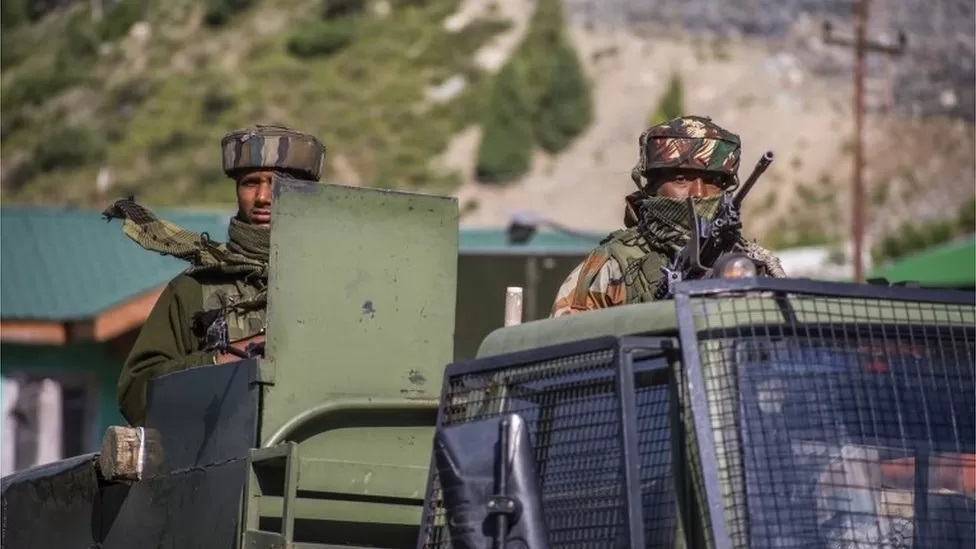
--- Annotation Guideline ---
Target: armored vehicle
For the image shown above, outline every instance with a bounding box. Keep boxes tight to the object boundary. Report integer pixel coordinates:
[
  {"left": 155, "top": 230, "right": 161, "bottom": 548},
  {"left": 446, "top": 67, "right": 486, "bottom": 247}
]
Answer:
[{"left": 2, "top": 180, "right": 974, "bottom": 549}]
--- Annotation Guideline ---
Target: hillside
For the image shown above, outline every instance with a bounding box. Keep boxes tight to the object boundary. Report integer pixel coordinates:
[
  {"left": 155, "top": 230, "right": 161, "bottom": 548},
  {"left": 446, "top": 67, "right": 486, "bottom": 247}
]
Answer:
[
  {"left": 0, "top": 0, "right": 528, "bottom": 204},
  {"left": 2, "top": 0, "right": 974, "bottom": 264},
  {"left": 454, "top": 23, "right": 976, "bottom": 254}
]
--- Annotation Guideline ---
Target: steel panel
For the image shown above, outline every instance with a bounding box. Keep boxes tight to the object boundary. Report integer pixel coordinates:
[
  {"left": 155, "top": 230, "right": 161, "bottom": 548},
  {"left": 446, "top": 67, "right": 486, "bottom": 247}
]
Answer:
[
  {"left": 0, "top": 454, "right": 101, "bottom": 549},
  {"left": 99, "top": 459, "right": 248, "bottom": 549},
  {"left": 144, "top": 358, "right": 260, "bottom": 474}
]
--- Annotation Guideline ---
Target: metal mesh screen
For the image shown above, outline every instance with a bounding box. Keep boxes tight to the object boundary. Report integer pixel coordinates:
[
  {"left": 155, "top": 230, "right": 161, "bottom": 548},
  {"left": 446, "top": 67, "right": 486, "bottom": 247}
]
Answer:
[
  {"left": 680, "top": 287, "right": 976, "bottom": 549},
  {"left": 418, "top": 339, "right": 676, "bottom": 549}
]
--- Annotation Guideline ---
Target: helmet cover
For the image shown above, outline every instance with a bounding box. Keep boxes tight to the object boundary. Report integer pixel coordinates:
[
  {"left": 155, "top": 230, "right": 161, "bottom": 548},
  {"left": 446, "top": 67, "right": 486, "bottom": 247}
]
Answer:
[
  {"left": 221, "top": 124, "right": 326, "bottom": 181},
  {"left": 630, "top": 115, "right": 741, "bottom": 187}
]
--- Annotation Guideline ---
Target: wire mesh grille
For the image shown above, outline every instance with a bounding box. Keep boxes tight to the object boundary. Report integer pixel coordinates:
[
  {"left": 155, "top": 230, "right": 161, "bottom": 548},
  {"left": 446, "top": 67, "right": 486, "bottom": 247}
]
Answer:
[
  {"left": 419, "top": 342, "right": 676, "bottom": 549},
  {"left": 685, "top": 291, "right": 976, "bottom": 549}
]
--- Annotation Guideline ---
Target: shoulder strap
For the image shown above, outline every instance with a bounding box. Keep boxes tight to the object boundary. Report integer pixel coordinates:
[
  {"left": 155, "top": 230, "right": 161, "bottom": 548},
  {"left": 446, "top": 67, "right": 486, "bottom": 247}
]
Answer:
[{"left": 569, "top": 247, "right": 613, "bottom": 308}]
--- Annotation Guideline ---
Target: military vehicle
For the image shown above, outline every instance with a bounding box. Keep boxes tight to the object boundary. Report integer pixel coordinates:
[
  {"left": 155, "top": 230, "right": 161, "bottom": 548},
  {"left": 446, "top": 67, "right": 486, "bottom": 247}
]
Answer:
[{"left": 2, "top": 180, "right": 973, "bottom": 549}]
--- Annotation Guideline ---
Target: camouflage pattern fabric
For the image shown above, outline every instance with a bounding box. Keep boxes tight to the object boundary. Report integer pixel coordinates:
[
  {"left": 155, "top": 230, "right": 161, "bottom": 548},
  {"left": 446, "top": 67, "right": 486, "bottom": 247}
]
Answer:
[
  {"left": 550, "top": 242, "right": 787, "bottom": 317},
  {"left": 221, "top": 124, "right": 326, "bottom": 181},
  {"left": 102, "top": 198, "right": 269, "bottom": 275},
  {"left": 550, "top": 196, "right": 786, "bottom": 317},
  {"left": 631, "top": 115, "right": 742, "bottom": 190},
  {"left": 550, "top": 251, "right": 627, "bottom": 316},
  {"left": 101, "top": 198, "right": 270, "bottom": 310},
  {"left": 550, "top": 196, "right": 721, "bottom": 316}
]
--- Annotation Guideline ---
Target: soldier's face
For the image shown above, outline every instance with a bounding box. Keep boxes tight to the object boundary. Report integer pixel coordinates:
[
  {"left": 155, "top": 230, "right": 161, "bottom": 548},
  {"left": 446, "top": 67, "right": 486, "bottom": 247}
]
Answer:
[
  {"left": 650, "top": 170, "right": 724, "bottom": 199},
  {"left": 236, "top": 170, "right": 275, "bottom": 227}
]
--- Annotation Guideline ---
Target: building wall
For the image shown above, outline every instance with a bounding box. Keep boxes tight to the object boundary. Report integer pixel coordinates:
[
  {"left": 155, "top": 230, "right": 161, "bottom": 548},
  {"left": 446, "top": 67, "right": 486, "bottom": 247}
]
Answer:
[
  {"left": 1, "top": 342, "right": 125, "bottom": 470},
  {"left": 454, "top": 253, "right": 585, "bottom": 361}
]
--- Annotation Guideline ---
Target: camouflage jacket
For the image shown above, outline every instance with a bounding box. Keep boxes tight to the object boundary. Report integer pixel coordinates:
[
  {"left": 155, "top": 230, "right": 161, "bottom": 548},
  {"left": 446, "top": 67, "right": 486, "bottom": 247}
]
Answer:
[
  {"left": 550, "top": 252, "right": 628, "bottom": 317},
  {"left": 550, "top": 236, "right": 786, "bottom": 318}
]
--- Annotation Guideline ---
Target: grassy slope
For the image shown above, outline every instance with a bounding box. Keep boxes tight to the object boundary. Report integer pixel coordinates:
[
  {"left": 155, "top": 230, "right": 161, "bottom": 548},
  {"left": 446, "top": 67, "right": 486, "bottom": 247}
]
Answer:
[{"left": 0, "top": 0, "right": 510, "bottom": 208}]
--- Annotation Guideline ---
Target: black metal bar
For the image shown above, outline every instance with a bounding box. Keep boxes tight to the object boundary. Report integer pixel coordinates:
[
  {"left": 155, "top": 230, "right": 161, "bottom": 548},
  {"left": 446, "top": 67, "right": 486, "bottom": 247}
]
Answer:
[
  {"left": 616, "top": 339, "right": 650, "bottom": 549},
  {"left": 731, "top": 151, "right": 775, "bottom": 209},
  {"left": 667, "top": 360, "right": 693, "bottom": 548},
  {"left": 694, "top": 321, "right": 975, "bottom": 348},
  {"left": 489, "top": 368, "right": 615, "bottom": 400},
  {"left": 533, "top": 399, "right": 556, "bottom": 482},
  {"left": 494, "top": 417, "right": 510, "bottom": 549},
  {"left": 674, "top": 291, "right": 734, "bottom": 549},
  {"left": 446, "top": 335, "right": 621, "bottom": 379},
  {"left": 673, "top": 277, "right": 974, "bottom": 305},
  {"left": 913, "top": 447, "right": 930, "bottom": 546}
]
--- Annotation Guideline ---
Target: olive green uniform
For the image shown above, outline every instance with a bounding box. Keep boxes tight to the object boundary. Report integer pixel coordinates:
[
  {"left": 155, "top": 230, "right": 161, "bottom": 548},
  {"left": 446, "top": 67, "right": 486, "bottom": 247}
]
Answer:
[
  {"left": 107, "top": 125, "right": 326, "bottom": 426},
  {"left": 119, "top": 274, "right": 216, "bottom": 425}
]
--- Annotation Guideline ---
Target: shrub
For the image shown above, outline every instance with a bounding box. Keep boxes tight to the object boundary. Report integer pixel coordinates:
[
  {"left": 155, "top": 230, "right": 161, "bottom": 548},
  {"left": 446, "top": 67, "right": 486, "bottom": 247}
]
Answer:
[
  {"left": 648, "top": 71, "right": 684, "bottom": 126},
  {"left": 873, "top": 219, "right": 958, "bottom": 264},
  {"left": 1, "top": 0, "right": 29, "bottom": 30},
  {"left": 474, "top": 0, "right": 592, "bottom": 169},
  {"left": 2, "top": 158, "right": 37, "bottom": 191},
  {"left": 1, "top": 68, "right": 81, "bottom": 113},
  {"left": 99, "top": 0, "right": 145, "bottom": 42},
  {"left": 0, "top": 32, "right": 30, "bottom": 70},
  {"left": 475, "top": 62, "right": 534, "bottom": 184},
  {"left": 286, "top": 19, "right": 356, "bottom": 58},
  {"left": 533, "top": 38, "right": 592, "bottom": 153},
  {"left": 62, "top": 12, "right": 101, "bottom": 65},
  {"left": 958, "top": 197, "right": 975, "bottom": 233},
  {"left": 204, "top": 0, "right": 256, "bottom": 28},
  {"left": 322, "top": 0, "right": 366, "bottom": 20},
  {"left": 0, "top": 110, "right": 28, "bottom": 142},
  {"left": 201, "top": 88, "right": 236, "bottom": 122},
  {"left": 32, "top": 124, "right": 107, "bottom": 173}
]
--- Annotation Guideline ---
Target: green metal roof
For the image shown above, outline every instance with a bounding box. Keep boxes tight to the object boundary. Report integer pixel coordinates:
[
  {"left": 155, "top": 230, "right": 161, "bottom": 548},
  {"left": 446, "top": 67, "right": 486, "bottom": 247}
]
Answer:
[
  {"left": 1, "top": 206, "right": 233, "bottom": 321},
  {"left": 457, "top": 227, "right": 603, "bottom": 255},
  {"left": 1, "top": 205, "right": 602, "bottom": 321},
  {"left": 867, "top": 235, "right": 976, "bottom": 288}
]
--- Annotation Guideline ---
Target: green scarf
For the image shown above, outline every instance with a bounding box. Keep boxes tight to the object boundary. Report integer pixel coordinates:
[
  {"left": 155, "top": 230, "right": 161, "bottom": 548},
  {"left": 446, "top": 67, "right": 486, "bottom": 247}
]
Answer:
[
  {"left": 101, "top": 197, "right": 271, "bottom": 308},
  {"left": 632, "top": 194, "right": 785, "bottom": 277},
  {"left": 635, "top": 195, "right": 724, "bottom": 253}
]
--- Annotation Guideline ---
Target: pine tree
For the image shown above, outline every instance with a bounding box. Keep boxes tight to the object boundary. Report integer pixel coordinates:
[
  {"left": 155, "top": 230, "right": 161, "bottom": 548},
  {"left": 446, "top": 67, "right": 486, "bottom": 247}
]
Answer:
[
  {"left": 534, "top": 37, "right": 593, "bottom": 153},
  {"left": 475, "top": 61, "right": 534, "bottom": 183},
  {"left": 648, "top": 71, "right": 685, "bottom": 126}
]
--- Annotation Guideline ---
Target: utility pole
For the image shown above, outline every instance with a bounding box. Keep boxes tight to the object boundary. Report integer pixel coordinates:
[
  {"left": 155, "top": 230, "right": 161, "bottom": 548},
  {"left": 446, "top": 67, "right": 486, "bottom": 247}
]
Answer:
[{"left": 822, "top": 0, "right": 906, "bottom": 282}]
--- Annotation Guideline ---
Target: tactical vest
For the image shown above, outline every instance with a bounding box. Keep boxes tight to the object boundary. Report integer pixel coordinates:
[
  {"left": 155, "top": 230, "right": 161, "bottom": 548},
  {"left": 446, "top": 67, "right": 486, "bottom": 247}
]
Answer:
[
  {"left": 200, "top": 280, "right": 268, "bottom": 344},
  {"left": 597, "top": 227, "right": 673, "bottom": 305},
  {"left": 596, "top": 228, "right": 786, "bottom": 306}
]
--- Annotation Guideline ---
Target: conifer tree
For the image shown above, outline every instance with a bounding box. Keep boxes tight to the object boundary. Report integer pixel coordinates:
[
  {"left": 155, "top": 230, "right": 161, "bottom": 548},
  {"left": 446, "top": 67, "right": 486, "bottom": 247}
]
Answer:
[{"left": 475, "top": 61, "right": 534, "bottom": 183}]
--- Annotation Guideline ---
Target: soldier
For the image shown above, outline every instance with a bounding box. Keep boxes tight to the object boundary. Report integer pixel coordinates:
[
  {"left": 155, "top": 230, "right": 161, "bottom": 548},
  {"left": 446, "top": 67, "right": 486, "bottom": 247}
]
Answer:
[
  {"left": 550, "top": 115, "right": 785, "bottom": 317},
  {"left": 103, "top": 125, "right": 326, "bottom": 426}
]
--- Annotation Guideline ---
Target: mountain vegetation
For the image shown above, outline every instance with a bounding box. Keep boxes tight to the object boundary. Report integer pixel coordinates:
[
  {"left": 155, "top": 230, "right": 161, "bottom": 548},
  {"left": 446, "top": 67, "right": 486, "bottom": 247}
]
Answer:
[{"left": 0, "top": 0, "right": 593, "bottom": 206}]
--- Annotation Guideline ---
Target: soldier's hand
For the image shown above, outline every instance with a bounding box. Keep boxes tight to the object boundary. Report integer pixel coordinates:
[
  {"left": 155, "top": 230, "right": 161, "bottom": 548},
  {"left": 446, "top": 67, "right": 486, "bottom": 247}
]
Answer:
[{"left": 215, "top": 333, "right": 267, "bottom": 365}]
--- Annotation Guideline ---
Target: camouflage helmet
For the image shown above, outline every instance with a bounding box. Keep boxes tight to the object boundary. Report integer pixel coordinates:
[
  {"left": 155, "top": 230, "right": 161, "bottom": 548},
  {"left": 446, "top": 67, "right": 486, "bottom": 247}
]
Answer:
[
  {"left": 630, "top": 115, "right": 741, "bottom": 189},
  {"left": 221, "top": 124, "right": 326, "bottom": 181}
]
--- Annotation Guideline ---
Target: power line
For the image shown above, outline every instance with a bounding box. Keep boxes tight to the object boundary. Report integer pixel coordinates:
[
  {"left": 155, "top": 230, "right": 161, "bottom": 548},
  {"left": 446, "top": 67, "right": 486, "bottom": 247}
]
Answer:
[{"left": 822, "top": 0, "right": 907, "bottom": 282}]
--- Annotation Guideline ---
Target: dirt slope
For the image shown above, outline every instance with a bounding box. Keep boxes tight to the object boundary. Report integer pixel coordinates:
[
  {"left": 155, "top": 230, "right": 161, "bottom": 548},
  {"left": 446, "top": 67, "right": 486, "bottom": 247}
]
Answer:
[{"left": 444, "top": 23, "right": 975, "bottom": 251}]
